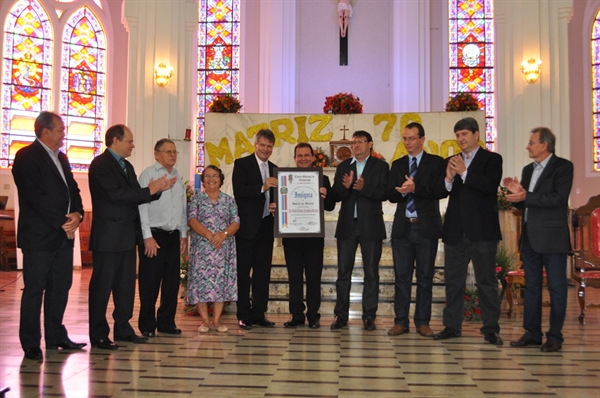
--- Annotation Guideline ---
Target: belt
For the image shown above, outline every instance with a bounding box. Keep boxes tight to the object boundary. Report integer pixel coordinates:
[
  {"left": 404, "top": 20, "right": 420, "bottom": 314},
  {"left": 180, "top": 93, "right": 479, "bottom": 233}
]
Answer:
[
  {"left": 405, "top": 217, "right": 419, "bottom": 223},
  {"left": 150, "top": 227, "right": 178, "bottom": 235}
]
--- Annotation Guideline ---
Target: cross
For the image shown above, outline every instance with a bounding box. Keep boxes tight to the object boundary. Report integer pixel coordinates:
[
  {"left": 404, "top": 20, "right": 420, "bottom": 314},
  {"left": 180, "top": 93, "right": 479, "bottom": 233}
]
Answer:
[{"left": 340, "top": 125, "right": 349, "bottom": 140}]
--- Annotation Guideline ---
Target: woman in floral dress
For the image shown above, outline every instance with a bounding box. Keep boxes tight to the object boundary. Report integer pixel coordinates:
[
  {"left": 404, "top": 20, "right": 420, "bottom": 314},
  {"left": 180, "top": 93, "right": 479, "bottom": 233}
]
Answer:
[{"left": 187, "top": 165, "right": 240, "bottom": 333}]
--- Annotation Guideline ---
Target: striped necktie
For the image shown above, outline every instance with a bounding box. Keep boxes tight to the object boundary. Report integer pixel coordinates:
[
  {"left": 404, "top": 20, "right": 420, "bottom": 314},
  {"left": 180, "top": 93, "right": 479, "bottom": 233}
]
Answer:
[{"left": 406, "top": 157, "right": 417, "bottom": 213}]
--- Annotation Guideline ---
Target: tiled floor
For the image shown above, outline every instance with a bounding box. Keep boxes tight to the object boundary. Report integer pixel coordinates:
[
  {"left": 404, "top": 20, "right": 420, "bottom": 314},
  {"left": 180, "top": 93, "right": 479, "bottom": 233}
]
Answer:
[{"left": 0, "top": 268, "right": 599, "bottom": 397}]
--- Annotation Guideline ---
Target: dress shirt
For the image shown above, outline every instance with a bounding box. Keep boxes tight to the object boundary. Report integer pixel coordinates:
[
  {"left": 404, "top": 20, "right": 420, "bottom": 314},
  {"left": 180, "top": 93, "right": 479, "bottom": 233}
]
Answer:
[
  {"left": 404, "top": 151, "right": 424, "bottom": 218},
  {"left": 445, "top": 146, "right": 480, "bottom": 191},
  {"left": 255, "top": 153, "right": 270, "bottom": 193},
  {"left": 138, "top": 162, "right": 188, "bottom": 239},
  {"left": 524, "top": 153, "right": 553, "bottom": 222},
  {"left": 350, "top": 155, "right": 370, "bottom": 218},
  {"left": 37, "top": 139, "right": 70, "bottom": 212}
]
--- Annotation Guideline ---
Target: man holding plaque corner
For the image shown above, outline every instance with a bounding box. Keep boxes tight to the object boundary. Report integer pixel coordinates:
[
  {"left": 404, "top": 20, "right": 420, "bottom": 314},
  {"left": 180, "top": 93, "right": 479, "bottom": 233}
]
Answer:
[
  {"left": 331, "top": 131, "right": 389, "bottom": 330},
  {"left": 282, "top": 143, "right": 336, "bottom": 329}
]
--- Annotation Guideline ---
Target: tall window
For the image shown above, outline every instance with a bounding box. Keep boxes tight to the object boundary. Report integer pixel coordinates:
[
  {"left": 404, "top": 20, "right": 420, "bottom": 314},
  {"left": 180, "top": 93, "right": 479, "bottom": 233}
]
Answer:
[
  {"left": 1, "top": 0, "right": 52, "bottom": 167},
  {"left": 592, "top": 9, "right": 600, "bottom": 171},
  {"left": 1, "top": 0, "right": 106, "bottom": 170},
  {"left": 197, "top": 0, "right": 240, "bottom": 173},
  {"left": 61, "top": 6, "right": 106, "bottom": 171},
  {"left": 449, "top": 0, "right": 496, "bottom": 151}
]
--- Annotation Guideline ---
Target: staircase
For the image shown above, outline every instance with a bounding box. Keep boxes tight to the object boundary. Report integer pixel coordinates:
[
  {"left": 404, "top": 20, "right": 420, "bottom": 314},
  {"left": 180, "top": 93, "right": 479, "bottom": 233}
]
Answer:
[{"left": 265, "top": 244, "right": 447, "bottom": 318}]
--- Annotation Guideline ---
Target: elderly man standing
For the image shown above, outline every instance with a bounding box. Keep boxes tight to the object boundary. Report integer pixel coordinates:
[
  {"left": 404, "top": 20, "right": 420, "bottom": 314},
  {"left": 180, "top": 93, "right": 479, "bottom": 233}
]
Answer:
[
  {"left": 330, "top": 130, "right": 389, "bottom": 331},
  {"left": 13, "top": 111, "right": 86, "bottom": 361},
  {"left": 504, "top": 127, "right": 573, "bottom": 352},
  {"left": 137, "top": 139, "right": 188, "bottom": 337},
  {"left": 88, "top": 125, "right": 176, "bottom": 350}
]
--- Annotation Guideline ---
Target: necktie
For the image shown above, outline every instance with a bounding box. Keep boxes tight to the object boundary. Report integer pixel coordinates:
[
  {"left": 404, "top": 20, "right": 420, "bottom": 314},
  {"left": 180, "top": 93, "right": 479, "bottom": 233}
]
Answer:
[
  {"left": 406, "top": 157, "right": 417, "bottom": 213},
  {"left": 119, "top": 158, "right": 128, "bottom": 175},
  {"left": 261, "top": 162, "right": 270, "bottom": 218}
]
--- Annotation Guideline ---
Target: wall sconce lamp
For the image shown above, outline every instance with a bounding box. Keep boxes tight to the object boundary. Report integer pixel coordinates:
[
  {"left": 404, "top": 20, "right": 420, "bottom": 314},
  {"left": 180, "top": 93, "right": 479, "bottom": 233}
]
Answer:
[
  {"left": 521, "top": 58, "right": 542, "bottom": 83},
  {"left": 154, "top": 63, "right": 173, "bottom": 87}
]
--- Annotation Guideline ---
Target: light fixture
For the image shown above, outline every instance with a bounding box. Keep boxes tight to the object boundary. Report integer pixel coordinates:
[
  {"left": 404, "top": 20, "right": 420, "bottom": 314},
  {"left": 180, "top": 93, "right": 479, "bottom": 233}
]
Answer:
[
  {"left": 154, "top": 63, "right": 173, "bottom": 87},
  {"left": 521, "top": 58, "right": 542, "bottom": 83}
]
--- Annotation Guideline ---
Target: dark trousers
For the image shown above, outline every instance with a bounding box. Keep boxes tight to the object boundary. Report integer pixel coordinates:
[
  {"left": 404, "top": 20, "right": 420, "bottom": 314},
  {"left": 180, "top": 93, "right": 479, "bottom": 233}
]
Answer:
[
  {"left": 235, "top": 216, "right": 274, "bottom": 321},
  {"left": 521, "top": 226, "right": 568, "bottom": 343},
  {"left": 283, "top": 237, "right": 324, "bottom": 322},
  {"left": 335, "top": 220, "right": 382, "bottom": 322},
  {"left": 20, "top": 245, "right": 73, "bottom": 349},
  {"left": 138, "top": 230, "right": 181, "bottom": 333},
  {"left": 443, "top": 236, "right": 500, "bottom": 335},
  {"left": 392, "top": 223, "right": 438, "bottom": 328},
  {"left": 88, "top": 249, "right": 137, "bottom": 342}
]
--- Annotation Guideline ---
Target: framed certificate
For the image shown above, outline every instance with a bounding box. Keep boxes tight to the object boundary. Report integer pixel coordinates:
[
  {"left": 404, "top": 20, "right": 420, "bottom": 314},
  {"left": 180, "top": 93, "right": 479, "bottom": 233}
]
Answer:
[{"left": 274, "top": 167, "right": 325, "bottom": 238}]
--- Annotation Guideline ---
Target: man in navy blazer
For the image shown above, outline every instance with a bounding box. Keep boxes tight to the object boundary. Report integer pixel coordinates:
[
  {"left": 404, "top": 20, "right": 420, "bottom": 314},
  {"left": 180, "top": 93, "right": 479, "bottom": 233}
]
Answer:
[
  {"left": 13, "top": 111, "right": 86, "bottom": 361},
  {"left": 387, "top": 122, "right": 447, "bottom": 337},
  {"left": 434, "top": 117, "right": 504, "bottom": 345},
  {"left": 232, "top": 129, "right": 278, "bottom": 330},
  {"left": 88, "top": 124, "right": 176, "bottom": 349},
  {"left": 504, "top": 127, "right": 573, "bottom": 352},
  {"left": 330, "top": 130, "right": 389, "bottom": 331}
]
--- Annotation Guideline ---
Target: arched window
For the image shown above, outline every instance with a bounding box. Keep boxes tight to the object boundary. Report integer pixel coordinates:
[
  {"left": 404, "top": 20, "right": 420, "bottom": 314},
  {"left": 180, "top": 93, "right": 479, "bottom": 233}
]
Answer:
[
  {"left": 1, "top": 0, "right": 52, "bottom": 167},
  {"left": 448, "top": 0, "right": 496, "bottom": 151},
  {"left": 197, "top": 0, "right": 240, "bottom": 173},
  {"left": 592, "top": 9, "right": 600, "bottom": 171},
  {"left": 60, "top": 6, "right": 106, "bottom": 171}
]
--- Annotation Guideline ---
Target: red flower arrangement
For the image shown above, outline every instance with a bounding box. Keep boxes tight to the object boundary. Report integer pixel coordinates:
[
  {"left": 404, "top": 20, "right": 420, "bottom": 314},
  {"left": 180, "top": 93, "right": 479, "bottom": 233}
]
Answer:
[
  {"left": 323, "top": 92, "right": 363, "bottom": 114},
  {"left": 312, "top": 147, "right": 330, "bottom": 168},
  {"left": 209, "top": 94, "right": 242, "bottom": 113},
  {"left": 463, "top": 289, "right": 482, "bottom": 322},
  {"left": 445, "top": 92, "right": 480, "bottom": 112}
]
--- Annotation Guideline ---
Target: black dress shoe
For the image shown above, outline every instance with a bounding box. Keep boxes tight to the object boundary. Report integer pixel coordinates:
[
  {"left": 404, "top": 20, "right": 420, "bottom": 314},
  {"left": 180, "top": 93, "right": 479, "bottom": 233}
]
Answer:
[
  {"left": 330, "top": 316, "right": 347, "bottom": 330},
  {"left": 24, "top": 347, "right": 43, "bottom": 360},
  {"left": 47, "top": 339, "right": 87, "bottom": 350},
  {"left": 308, "top": 319, "right": 320, "bottom": 329},
  {"left": 541, "top": 339, "right": 562, "bottom": 352},
  {"left": 92, "top": 339, "right": 119, "bottom": 350},
  {"left": 114, "top": 334, "right": 148, "bottom": 343},
  {"left": 253, "top": 317, "right": 275, "bottom": 327},
  {"left": 158, "top": 328, "right": 182, "bottom": 335},
  {"left": 433, "top": 327, "right": 461, "bottom": 340},
  {"left": 142, "top": 331, "right": 155, "bottom": 338},
  {"left": 484, "top": 332, "right": 504, "bottom": 345},
  {"left": 238, "top": 320, "right": 252, "bottom": 330},
  {"left": 363, "top": 319, "right": 376, "bottom": 331},
  {"left": 510, "top": 333, "right": 542, "bottom": 347},
  {"left": 283, "top": 318, "right": 305, "bottom": 328}
]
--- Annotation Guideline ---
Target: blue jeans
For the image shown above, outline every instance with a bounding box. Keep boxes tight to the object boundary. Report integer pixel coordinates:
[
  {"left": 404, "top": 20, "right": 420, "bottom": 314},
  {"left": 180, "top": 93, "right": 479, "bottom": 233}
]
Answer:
[{"left": 520, "top": 226, "right": 568, "bottom": 343}]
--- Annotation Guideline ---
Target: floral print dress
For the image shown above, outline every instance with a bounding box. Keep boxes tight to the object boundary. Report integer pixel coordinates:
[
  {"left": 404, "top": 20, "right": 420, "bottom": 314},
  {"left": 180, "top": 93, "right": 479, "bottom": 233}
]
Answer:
[{"left": 187, "top": 191, "right": 239, "bottom": 304}]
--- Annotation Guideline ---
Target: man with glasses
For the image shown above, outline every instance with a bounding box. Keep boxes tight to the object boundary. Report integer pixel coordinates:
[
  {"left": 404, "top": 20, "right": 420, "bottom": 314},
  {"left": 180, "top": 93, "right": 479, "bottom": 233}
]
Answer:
[
  {"left": 331, "top": 131, "right": 389, "bottom": 330},
  {"left": 137, "top": 138, "right": 188, "bottom": 337},
  {"left": 387, "top": 122, "right": 447, "bottom": 337}
]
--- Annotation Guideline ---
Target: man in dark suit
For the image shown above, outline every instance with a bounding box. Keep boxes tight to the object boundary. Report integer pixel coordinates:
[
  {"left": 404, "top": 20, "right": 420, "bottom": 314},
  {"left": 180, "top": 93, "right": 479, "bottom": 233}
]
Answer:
[
  {"left": 13, "top": 111, "right": 86, "bottom": 361},
  {"left": 504, "top": 127, "right": 573, "bottom": 353},
  {"left": 387, "top": 122, "right": 447, "bottom": 337},
  {"left": 433, "top": 117, "right": 504, "bottom": 345},
  {"left": 88, "top": 124, "right": 176, "bottom": 349},
  {"left": 232, "top": 129, "right": 278, "bottom": 330},
  {"left": 331, "top": 130, "right": 389, "bottom": 331},
  {"left": 282, "top": 143, "right": 335, "bottom": 329}
]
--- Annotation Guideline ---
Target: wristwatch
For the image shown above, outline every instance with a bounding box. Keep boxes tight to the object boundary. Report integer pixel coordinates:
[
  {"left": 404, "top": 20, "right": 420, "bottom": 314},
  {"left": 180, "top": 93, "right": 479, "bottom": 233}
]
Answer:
[{"left": 223, "top": 231, "right": 228, "bottom": 237}]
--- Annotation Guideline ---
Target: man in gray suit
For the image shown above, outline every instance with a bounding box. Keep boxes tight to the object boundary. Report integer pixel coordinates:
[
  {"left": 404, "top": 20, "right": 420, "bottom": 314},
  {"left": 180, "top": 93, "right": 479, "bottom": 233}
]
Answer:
[
  {"left": 504, "top": 127, "right": 573, "bottom": 353},
  {"left": 330, "top": 130, "right": 389, "bottom": 331}
]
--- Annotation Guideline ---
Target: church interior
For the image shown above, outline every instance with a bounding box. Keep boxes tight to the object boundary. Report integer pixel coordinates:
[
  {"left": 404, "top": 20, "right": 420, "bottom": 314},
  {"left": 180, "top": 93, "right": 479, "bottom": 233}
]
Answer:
[{"left": 0, "top": 0, "right": 599, "bottom": 397}]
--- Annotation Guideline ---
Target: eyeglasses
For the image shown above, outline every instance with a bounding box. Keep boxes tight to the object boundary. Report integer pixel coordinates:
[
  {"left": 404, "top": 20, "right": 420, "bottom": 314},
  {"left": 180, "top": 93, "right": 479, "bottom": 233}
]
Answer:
[
  {"left": 402, "top": 136, "right": 419, "bottom": 142},
  {"left": 352, "top": 140, "right": 368, "bottom": 145},
  {"left": 527, "top": 141, "right": 540, "bottom": 146},
  {"left": 204, "top": 174, "right": 220, "bottom": 179},
  {"left": 159, "top": 150, "right": 179, "bottom": 155}
]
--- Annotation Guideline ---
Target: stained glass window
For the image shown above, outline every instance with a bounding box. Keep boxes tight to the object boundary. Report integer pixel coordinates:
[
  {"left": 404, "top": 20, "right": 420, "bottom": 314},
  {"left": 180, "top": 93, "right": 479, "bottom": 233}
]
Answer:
[
  {"left": 449, "top": 0, "right": 496, "bottom": 151},
  {"left": 1, "top": 0, "right": 52, "bottom": 167},
  {"left": 592, "top": 10, "right": 600, "bottom": 171},
  {"left": 197, "top": 0, "right": 240, "bottom": 173},
  {"left": 60, "top": 6, "right": 106, "bottom": 171}
]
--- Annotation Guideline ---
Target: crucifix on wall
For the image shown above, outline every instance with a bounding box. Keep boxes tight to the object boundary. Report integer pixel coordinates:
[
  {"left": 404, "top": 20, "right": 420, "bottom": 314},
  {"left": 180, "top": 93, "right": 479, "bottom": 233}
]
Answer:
[{"left": 338, "top": 0, "right": 353, "bottom": 65}]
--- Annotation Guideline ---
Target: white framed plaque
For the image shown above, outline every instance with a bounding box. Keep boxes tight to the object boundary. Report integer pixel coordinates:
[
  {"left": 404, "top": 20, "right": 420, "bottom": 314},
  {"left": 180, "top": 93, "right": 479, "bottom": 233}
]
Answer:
[{"left": 274, "top": 167, "right": 325, "bottom": 238}]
